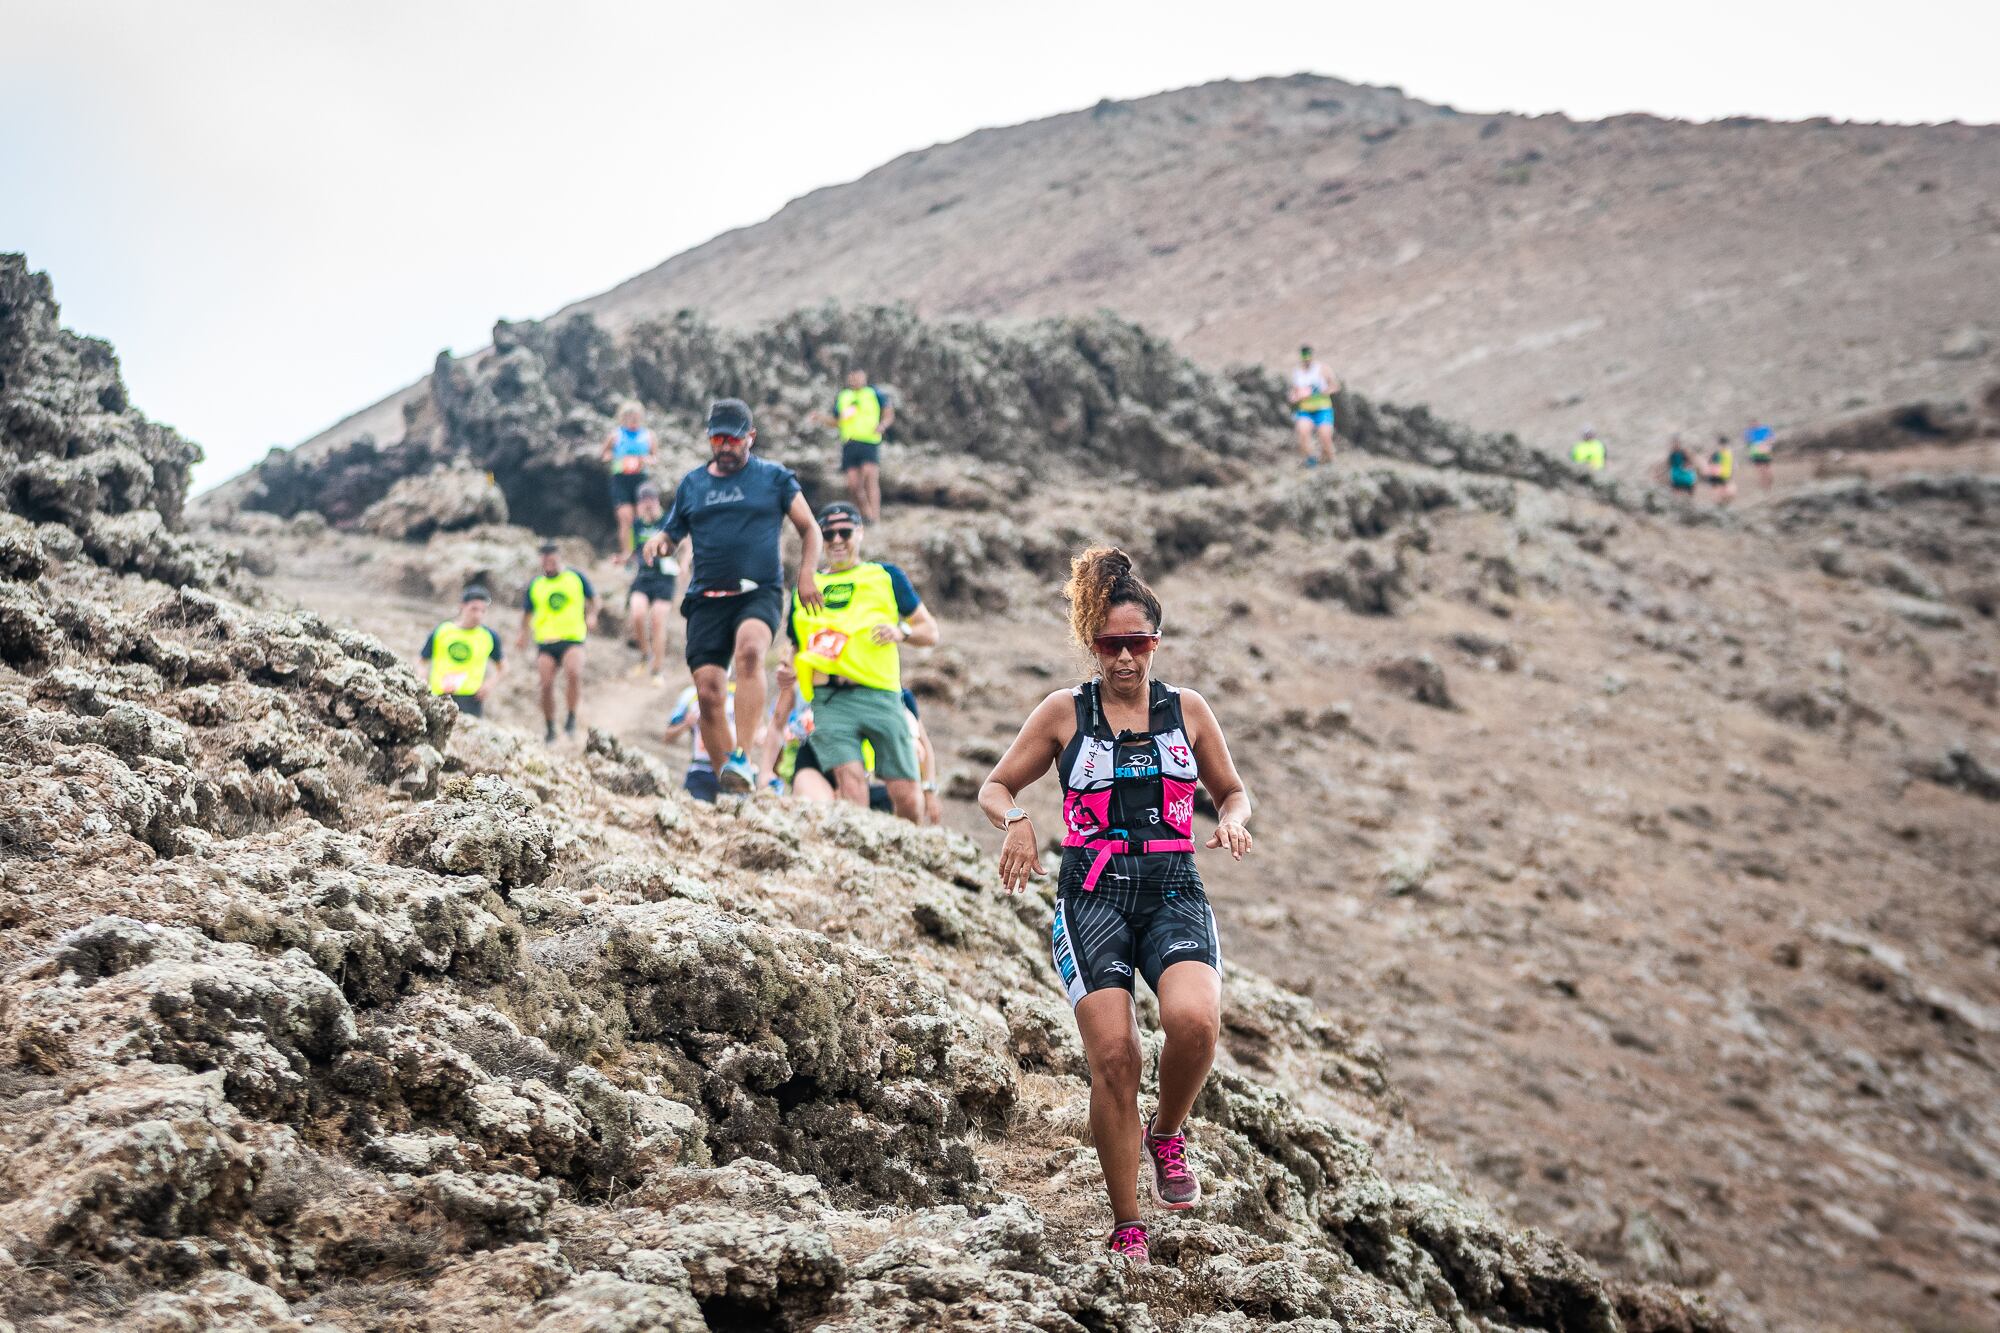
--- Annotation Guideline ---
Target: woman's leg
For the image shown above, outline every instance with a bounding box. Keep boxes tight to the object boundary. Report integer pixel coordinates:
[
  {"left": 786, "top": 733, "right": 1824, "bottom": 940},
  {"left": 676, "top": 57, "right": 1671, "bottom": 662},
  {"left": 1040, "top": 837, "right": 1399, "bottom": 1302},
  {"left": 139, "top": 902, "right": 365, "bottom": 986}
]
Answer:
[
  {"left": 614, "top": 502, "right": 635, "bottom": 552},
  {"left": 1152, "top": 961, "right": 1221, "bottom": 1134},
  {"left": 1293, "top": 415, "right": 1313, "bottom": 459},
  {"left": 1074, "top": 988, "right": 1146, "bottom": 1224}
]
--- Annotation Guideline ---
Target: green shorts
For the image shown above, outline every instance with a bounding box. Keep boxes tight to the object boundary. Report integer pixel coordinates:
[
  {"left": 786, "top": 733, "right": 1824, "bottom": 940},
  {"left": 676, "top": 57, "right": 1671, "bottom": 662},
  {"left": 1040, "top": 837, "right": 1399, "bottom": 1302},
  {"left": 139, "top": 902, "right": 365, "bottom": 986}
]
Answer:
[{"left": 811, "top": 684, "right": 919, "bottom": 782}]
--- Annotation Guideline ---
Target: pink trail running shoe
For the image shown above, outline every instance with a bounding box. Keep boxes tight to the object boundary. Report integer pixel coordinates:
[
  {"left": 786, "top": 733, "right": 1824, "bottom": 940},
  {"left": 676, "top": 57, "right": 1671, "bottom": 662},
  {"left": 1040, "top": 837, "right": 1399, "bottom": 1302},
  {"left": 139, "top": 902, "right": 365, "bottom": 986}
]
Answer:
[
  {"left": 1145, "top": 1116, "right": 1201, "bottom": 1209},
  {"left": 1107, "top": 1221, "right": 1150, "bottom": 1264}
]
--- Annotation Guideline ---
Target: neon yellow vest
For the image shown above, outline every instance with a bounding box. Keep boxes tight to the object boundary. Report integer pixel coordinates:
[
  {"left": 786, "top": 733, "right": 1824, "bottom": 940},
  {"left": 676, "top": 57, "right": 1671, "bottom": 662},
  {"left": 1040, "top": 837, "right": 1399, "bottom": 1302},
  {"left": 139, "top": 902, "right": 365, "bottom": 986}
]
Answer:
[
  {"left": 1571, "top": 438, "right": 1605, "bottom": 469},
  {"left": 528, "top": 570, "right": 589, "bottom": 643},
  {"left": 791, "top": 561, "right": 902, "bottom": 696},
  {"left": 835, "top": 387, "right": 883, "bottom": 444},
  {"left": 1711, "top": 447, "right": 1734, "bottom": 481},
  {"left": 427, "top": 622, "right": 495, "bottom": 696}
]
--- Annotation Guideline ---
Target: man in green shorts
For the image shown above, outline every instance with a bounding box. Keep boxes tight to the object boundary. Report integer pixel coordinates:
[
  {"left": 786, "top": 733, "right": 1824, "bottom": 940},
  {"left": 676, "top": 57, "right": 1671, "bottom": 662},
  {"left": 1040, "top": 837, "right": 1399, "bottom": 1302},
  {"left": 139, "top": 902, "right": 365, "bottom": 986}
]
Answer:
[{"left": 786, "top": 502, "right": 939, "bottom": 821}]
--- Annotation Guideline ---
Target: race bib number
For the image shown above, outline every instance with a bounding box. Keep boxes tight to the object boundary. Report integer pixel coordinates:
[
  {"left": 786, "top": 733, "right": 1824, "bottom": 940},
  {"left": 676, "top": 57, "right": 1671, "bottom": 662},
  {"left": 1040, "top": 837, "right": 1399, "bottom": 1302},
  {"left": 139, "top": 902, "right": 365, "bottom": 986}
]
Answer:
[
  {"left": 807, "top": 628, "right": 850, "bottom": 660},
  {"left": 620, "top": 456, "right": 642, "bottom": 474},
  {"left": 438, "top": 672, "right": 468, "bottom": 694}
]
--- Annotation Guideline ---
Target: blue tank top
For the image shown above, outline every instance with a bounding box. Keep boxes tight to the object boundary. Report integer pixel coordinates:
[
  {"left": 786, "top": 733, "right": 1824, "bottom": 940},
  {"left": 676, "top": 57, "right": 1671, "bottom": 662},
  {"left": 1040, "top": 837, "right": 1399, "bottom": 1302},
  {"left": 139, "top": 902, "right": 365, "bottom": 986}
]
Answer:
[{"left": 613, "top": 427, "right": 653, "bottom": 460}]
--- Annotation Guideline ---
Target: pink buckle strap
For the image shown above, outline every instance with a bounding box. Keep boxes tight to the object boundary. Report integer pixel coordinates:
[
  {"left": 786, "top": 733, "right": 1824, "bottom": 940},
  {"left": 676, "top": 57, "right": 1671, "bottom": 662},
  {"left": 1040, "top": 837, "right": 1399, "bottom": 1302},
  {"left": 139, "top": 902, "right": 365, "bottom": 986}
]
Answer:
[{"left": 1065, "top": 836, "right": 1197, "bottom": 891}]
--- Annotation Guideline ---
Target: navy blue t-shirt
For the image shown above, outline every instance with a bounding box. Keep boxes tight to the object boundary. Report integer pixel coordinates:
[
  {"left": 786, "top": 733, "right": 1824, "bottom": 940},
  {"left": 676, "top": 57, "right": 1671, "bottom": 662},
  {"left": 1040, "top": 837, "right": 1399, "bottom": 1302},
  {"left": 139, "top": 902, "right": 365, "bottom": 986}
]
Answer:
[{"left": 664, "top": 457, "right": 802, "bottom": 595}]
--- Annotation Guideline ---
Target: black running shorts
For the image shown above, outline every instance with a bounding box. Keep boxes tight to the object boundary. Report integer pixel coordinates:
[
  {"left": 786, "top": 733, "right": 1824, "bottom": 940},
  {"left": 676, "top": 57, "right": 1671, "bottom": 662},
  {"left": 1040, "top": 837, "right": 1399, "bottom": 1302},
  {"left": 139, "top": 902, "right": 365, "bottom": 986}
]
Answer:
[
  {"left": 629, "top": 572, "right": 678, "bottom": 604},
  {"left": 840, "top": 439, "right": 882, "bottom": 471},
  {"left": 681, "top": 585, "right": 785, "bottom": 672},
  {"left": 1049, "top": 850, "right": 1220, "bottom": 1007}
]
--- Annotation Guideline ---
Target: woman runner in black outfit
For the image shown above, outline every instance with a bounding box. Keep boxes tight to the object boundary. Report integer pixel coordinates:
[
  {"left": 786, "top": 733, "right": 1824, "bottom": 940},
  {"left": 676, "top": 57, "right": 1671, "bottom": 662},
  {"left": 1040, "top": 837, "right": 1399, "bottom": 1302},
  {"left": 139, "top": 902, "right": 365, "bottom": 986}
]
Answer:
[{"left": 978, "top": 547, "right": 1252, "bottom": 1265}]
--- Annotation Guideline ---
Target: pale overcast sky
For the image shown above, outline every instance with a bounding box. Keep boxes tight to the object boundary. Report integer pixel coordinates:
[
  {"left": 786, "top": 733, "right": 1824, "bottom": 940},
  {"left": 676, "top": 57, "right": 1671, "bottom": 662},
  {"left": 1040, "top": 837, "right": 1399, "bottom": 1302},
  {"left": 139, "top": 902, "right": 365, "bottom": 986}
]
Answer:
[{"left": 4, "top": 0, "right": 1994, "bottom": 491}]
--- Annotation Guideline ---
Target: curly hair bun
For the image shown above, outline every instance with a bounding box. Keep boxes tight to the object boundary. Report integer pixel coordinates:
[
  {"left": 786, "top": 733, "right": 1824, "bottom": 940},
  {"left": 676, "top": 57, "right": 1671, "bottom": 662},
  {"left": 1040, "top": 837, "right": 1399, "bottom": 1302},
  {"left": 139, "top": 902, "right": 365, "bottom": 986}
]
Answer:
[{"left": 1064, "top": 546, "right": 1162, "bottom": 652}]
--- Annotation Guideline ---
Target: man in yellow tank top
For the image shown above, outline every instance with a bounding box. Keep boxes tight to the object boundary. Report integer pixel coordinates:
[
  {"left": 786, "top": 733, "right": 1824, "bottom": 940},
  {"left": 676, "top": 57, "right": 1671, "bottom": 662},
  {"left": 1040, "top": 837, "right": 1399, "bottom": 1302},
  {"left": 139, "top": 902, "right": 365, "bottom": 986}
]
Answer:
[
  {"left": 420, "top": 585, "right": 504, "bottom": 717},
  {"left": 810, "top": 367, "right": 894, "bottom": 523},
  {"left": 786, "top": 502, "right": 939, "bottom": 821},
  {"left": 517, "top": 540, "right": 599, "bottom": 744}
]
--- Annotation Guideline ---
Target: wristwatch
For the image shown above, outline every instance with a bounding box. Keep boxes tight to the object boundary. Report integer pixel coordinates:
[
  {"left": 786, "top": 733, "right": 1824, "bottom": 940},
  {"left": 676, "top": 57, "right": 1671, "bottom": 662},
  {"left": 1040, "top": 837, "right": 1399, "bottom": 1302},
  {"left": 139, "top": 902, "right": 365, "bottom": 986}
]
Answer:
[
  {"left": 1003, "top": 807, "right": 1029, "bottom": 826},
  {"left": 897, "top": 620, "right": 911, "bottom": 641},
  {"left": 921, "top": 781, "right": 937, "bottom": 793}
]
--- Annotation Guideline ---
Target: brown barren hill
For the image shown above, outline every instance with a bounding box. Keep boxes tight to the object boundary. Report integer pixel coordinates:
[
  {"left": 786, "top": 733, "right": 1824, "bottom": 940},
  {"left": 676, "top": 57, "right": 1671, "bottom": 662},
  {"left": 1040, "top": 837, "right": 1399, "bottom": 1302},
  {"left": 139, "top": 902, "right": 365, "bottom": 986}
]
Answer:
[{"left": 305, "top": 73, "right": 2000, "bottom": 475}]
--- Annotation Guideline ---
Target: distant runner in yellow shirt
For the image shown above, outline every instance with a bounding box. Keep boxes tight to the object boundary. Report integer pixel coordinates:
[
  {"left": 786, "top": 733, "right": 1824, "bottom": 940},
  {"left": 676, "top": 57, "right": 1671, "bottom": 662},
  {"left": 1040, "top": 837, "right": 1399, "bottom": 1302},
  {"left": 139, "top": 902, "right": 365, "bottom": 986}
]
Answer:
[
  {"left": 518, "top": 540, "right": 599, "bottom": 744},
  {"left": 1570, "top": 428, "right": 1606, "bottom": 471},
  {"left": 420, "top": 586, "right": 504, "bottom": 717},
  {"left": 811, "top": 368, "right": 894, "bottom": 523}
]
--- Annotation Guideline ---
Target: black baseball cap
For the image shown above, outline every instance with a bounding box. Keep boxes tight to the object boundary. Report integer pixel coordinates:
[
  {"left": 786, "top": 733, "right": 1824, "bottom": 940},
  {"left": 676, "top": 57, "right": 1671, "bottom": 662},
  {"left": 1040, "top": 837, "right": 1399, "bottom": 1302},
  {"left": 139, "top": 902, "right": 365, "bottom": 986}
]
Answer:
[
  {"left": 1299, "top": 344, "right": 1313, "bottom": 357},
  {"left": 537, "top": 539, "right": 560, "bottom": 554},
  {"left": 817, "top": 501, "right": 865, "bottom": 529},
  {"left": 461, "top": 585, "right": 491, "bottom": 603},
  {"left": 705, "top": 398, "right": 753, "bottom": 438}
]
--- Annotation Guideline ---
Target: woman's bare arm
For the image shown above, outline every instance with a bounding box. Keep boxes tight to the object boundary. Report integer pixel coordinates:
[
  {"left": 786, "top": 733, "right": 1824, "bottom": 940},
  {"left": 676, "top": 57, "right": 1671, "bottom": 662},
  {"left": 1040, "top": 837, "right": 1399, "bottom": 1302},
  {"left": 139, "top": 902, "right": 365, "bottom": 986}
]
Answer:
[
  {"left": 979, "top": 690, "right": 1072, "bottom": 892},
  {"left": 978, "top": 690, "right": 1070, "bottom": 825},
  {"left": 1181, "top": 688, "right": 1253, "bottom": 859}
]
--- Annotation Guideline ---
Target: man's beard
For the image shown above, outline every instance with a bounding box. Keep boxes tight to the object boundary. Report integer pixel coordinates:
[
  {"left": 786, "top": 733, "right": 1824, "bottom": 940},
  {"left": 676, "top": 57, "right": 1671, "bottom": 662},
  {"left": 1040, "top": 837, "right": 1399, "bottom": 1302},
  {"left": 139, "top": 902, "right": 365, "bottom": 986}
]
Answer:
[{"left": 711, "top": 450, "right": 748, "bottom": 475}]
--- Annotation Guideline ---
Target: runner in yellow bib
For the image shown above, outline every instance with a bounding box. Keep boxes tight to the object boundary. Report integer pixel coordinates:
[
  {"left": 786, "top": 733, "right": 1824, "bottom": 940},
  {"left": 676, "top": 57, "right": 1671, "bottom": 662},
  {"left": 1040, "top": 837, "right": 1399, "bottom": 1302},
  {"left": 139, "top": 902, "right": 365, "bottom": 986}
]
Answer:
[
  {"left": 810, "top": 368, "right": 894, "bottom": 524},
  {"left": 1570, "top": 429, "right": 1606, "bottom": 471},
  {"left": 420, "top": 585, "right": 504, "bottom": 717},
  {"left": 517, "top": 540, "right": 599, "bottom": 744},
  {"left": 786, "top": 502, "right": 939, "bottom": 821}
]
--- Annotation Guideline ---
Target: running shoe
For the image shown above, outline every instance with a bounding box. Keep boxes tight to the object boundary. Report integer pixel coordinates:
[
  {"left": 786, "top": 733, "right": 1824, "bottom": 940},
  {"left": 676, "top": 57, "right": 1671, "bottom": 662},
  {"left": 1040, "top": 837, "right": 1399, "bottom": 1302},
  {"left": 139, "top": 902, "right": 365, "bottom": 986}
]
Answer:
[
  {"left": 718, "top": 750, "right": 756, "bottom": 793},
  {"left": 564, "top": 711, "right": 578, "bottom": 738},
  {"left": 1145, "top": 1116, "right": 1200, "bottom": 1209},
  {"left": 1303, "top": 456, "right": 1320, "bottom": 469},
  {"left": 1107, "top": 1221, "right": 1150, "bottom": 1264},
  {"left": 543, "top": 721, "right": 557, "bottom": 745}
]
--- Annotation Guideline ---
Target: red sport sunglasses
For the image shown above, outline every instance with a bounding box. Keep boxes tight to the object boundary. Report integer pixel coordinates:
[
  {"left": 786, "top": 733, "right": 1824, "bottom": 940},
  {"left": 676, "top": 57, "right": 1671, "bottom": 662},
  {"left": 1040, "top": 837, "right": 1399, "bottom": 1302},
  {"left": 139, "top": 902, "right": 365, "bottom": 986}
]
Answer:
[{"left": 1093, "top": 632, "right": 1160, "bottom": 656}]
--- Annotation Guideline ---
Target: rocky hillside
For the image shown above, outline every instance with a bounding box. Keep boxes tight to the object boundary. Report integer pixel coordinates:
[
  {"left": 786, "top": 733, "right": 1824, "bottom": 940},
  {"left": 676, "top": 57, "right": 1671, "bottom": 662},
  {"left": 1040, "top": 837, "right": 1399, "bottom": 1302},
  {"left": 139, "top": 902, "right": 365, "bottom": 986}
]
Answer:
[
  {"left": 6, "top": 258, "right": 1765, "bottom": 1328},
  {"left": 205, "top": 302, "right": 1604, "bottom": 550},
  {"left": 205, "top": 281, "right": 2000, "bottom": 1332},
  {"left": 302, "top": 74, "right": 2000, "bottom": 479}
]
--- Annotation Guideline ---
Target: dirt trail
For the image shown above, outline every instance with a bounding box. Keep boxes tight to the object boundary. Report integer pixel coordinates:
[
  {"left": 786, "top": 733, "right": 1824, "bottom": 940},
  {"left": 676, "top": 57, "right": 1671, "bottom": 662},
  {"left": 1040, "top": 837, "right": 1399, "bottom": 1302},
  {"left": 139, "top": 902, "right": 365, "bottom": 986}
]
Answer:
[{"left": 235, "top": 434, "right": 2000, "bottom": 1332}]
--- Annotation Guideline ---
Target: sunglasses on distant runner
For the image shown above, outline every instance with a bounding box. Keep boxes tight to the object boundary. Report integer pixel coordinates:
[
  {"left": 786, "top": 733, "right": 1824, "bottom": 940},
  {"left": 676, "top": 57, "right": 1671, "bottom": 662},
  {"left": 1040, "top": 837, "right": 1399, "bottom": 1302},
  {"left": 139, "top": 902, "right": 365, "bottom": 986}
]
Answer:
[
  {"left": 1093, "top": 632, "right": 1161, "bottom": 655},
  {"left": 820, "top": 526, "right": 857, "bottom": 541}
]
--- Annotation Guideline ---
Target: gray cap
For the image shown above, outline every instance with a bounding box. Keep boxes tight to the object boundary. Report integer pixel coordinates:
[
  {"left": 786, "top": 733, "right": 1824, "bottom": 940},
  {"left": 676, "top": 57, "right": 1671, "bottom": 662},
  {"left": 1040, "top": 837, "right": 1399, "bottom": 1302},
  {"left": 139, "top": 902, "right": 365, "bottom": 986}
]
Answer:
[{"left": 461, "top": 585, "right": 491, "bottom": 603}]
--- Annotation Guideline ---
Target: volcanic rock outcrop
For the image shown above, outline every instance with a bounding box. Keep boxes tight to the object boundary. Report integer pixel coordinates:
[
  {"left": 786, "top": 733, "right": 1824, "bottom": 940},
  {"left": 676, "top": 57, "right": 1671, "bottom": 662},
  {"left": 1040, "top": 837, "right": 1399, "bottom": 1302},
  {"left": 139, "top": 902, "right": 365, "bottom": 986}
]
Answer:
[
  {"left": 207, "top": 303, "right": 1601, "bottom": 550},
  {"left": 7, "top": 256, "right": 1737, "bottom": 1328}
]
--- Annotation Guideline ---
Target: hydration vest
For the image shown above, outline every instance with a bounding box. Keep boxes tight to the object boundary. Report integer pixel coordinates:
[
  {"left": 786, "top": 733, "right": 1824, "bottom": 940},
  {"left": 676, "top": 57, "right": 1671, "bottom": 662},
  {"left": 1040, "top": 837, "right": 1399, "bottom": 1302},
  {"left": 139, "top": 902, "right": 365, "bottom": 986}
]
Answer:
[
  {"left": 427, "top": 622, "right": 495, "bottom": 697},
  {"left": 528, "top": 570, "right": 589, "bottom": 643},
  {"left": 1058, "top": 679, "right": 1200, "bottom": 891},
  {"left": 835, "top": 386, "right": 884, "bottom": 444},
  {"left": 789, "top": 561, "right": 904, "bottom": 696}
]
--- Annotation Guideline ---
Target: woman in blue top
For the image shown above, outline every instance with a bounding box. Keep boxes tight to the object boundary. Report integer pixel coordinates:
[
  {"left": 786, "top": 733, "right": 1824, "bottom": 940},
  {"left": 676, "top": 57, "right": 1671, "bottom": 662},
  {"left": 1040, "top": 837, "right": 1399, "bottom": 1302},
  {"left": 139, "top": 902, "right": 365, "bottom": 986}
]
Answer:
[{"left": 600, "top": 400, "right": 658, "bottom": 554}]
